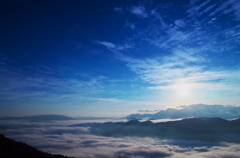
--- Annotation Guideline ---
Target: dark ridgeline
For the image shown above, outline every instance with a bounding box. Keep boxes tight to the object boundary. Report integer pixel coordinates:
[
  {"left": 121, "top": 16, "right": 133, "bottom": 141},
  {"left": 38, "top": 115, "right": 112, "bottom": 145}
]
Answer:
[
  {"left": 0, "top": 114, "right": 75, "bottom": 121},
  {"left": 91, "top": 117, "right": 240, "bottom": 143},
  {"left": 0, "top": 134, "right": 74, "bottom": 158}
]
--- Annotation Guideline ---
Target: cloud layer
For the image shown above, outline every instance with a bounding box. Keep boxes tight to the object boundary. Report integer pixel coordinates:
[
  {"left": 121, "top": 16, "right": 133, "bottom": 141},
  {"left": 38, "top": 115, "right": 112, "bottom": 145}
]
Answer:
[{"left": 1, "top": 119, "right": 240, "bottom": 158}]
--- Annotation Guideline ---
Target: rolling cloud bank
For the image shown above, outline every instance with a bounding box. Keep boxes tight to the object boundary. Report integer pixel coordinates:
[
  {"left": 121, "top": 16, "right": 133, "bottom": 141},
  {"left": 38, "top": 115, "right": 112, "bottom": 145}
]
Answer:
[{"left": 1, "top": 104, "right": 240, "bottom": 158}]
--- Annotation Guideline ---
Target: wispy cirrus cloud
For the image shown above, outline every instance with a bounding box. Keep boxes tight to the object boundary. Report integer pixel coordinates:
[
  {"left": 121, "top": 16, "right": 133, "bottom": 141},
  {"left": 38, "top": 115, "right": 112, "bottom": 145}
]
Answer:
[
  {"left": 125, "top": 20, "right": 136, "bottom": 30},
  {"left": 0, "top": 68, "right": 107, "bottom": 98},
  {"left": 187, "top": 0, "right": 240, "bottom": 22},
  {"left": 0, "top": 63, "right": 127, "bottom": 116},
  {"left": 113, "top": 7, "right": 123, "bottom": 13},
  {"left": 100, "top": 0, "right": 240, "bottom": 95},
  {"left": 94, "top": 40, "right": 133, "bottom": 51},
  {"left": 130, "top": 6, "right": 148, "bottom": 17},
  {"left": 0, "top": 54, "right": 13, "bottom": 65},
  {"left": 120, "top": 53, "right": 240, "bottom": 92}
]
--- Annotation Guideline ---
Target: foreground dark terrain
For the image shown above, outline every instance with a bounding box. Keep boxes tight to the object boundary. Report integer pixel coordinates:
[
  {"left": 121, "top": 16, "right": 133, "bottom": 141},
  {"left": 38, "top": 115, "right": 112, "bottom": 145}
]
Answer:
[{"left": 0, "top": 134, "right": 72, "bottom": 158}]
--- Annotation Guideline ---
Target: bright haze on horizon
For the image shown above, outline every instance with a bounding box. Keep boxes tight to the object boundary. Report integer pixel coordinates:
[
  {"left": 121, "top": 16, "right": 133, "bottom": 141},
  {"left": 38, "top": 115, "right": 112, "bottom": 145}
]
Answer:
[{"left": 0, "top": 0, "right": 240, "bottom": 117}]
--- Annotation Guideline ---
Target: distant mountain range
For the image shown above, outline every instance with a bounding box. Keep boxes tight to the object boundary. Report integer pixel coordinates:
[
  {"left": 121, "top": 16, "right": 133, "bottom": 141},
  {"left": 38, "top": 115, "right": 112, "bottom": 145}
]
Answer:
[
  {"left": 0, "top": 114, "right": 115, "bottom": 121},
  {"left": 0, "top": 114, "right": 75, "bottom": 121},
  {"left": 126, "top": 104, "right": 240, "bottom": 120},
  {"left": 87, "top": 117, "right": 240, "bottom": 143},
  {"left": 75, "top": 116, "right": 115, "bottom": 120},
  {"left": 0, "top": 134, "right": 73, "bottom": 158}
]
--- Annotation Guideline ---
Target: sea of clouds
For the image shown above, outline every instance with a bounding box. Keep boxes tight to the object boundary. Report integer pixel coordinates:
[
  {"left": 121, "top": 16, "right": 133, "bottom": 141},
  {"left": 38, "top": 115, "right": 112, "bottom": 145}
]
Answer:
[{"left": 1, "top": 119, "right": 240, "bottom": 158}]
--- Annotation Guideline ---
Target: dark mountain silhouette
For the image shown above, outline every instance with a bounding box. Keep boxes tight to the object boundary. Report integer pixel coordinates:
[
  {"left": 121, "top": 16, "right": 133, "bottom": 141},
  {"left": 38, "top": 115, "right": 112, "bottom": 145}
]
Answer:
[
  {"left": 0, "top": 134, "right": 73, "bottom": 158},
  {"left": 90, "top": 117, "right": 240, "bottom": 142},
  {"left": 0, "top": 114, "right": 75, "bottom": 121},
  {"left": 126, "top": 104, "right": 240, "bottom": 120},
  {"left": 75, "top": 117, "right": 115, "bottom": 120},
  {"left": 0, "top": 115, "right": 116, "bottom": 121}
]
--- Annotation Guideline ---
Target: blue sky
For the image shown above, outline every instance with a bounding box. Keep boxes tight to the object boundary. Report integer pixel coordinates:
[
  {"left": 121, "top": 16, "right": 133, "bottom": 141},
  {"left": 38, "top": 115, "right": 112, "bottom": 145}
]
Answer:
[{"left": 0, "top": 0, "right": 240, "bottom": 117}]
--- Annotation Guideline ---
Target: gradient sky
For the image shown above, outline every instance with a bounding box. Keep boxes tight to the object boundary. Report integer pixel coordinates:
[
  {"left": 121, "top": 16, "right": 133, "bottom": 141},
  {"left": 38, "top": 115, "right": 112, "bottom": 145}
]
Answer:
[{"left": 0, "top": 0, "right": 240, "bottom": 117}]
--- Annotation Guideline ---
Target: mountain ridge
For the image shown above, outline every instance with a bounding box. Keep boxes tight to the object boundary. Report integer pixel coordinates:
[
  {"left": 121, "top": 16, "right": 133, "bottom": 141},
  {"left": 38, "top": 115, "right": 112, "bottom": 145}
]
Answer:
[
  {"left": 0, "top": 114, "right": 116, "bottom": 121},
  {"left": 0, "top": 114, "right": 75, "bottom": 121},
  {"left": 126, "top": 104, "right": 240, "bottom": 120},
  {"left": 89, "top": 117, "right": 240, "bottom": 142}
]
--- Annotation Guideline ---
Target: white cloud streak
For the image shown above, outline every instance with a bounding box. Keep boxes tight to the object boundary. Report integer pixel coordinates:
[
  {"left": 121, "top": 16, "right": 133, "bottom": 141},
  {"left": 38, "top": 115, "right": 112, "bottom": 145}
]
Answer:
[
  {"left": 188, "top": 0, "right": 240, "bottom": 22},
  {"left": 0, "top": 65, "right": 124, "bottom": 110},
  {"left": 116, "top": 47, "right": 240, "bottom": 91},
  {"left": 94, "top": 40, "right": 132, "bottom": 51},
  {"left": 102, "top": 0, "right": 240, "bottom": 93},
  {"left": 130, "top": 6, "right": 148, "bottom": 17}
]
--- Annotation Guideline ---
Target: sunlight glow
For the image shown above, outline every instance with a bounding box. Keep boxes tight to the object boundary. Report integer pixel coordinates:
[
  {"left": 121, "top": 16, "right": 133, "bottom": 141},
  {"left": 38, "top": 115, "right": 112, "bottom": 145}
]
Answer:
[{"left": 175, "top": 83, "right": 191, "bottom": 96}]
